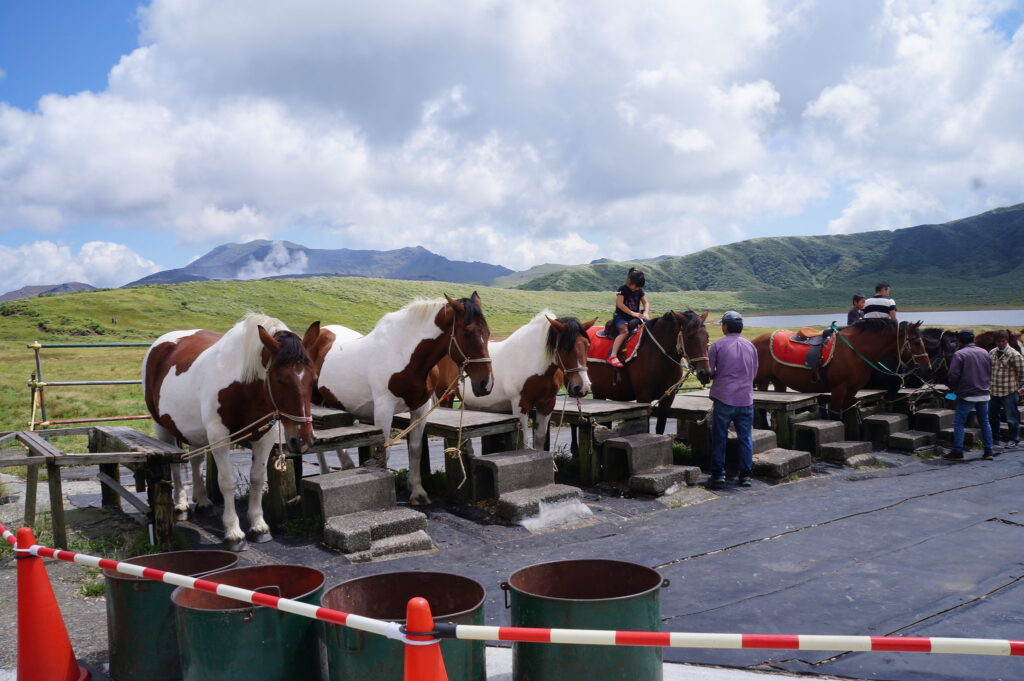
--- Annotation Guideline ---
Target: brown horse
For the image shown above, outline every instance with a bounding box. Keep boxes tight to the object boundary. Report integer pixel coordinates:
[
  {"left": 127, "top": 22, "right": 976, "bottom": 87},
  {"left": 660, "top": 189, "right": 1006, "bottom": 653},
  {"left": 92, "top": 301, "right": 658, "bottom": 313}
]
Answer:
[
  {"left": 753, "top": 319, "right": 931, "bottom": 415},
  {"left": 586, "top": 310, "right": 712, "bottom": 434},
  {"left": 975, "top": 329, "right": 1023, "bottom": 353}
]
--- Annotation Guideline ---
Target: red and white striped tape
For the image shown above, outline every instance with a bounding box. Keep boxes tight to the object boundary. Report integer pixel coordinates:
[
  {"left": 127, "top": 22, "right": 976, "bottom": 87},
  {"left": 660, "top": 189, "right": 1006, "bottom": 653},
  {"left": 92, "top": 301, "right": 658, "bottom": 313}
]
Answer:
[{"left": 2, "top": 522, "right": 1022, "bottom": 657}]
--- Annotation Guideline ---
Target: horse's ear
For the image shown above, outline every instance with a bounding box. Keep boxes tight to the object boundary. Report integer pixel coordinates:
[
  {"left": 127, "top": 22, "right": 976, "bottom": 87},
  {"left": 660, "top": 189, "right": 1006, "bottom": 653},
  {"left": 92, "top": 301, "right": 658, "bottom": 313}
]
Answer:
[
  {"left": 699, "top": 311, "right": 709, "bottom": 322},
  {"left": 301, "top": 321, "right": 320, "bottom": 352},
  {"left": 470, "top": 291, "right": 482, "bottom": 309},
  {"left": 444, "top": 293, "right": 465, "bottom": 313},
  {"left": 546, "top": 316, "right": 566, "bottom": 333},
  {"left": 913, "top": 320, "right": 923, "bottom": 329},
  {"left": 257, "top": 325, "right": 281, "bottom": 354},
  {"left": 582, "top": 317, "right": 598, "bottom": 330}
]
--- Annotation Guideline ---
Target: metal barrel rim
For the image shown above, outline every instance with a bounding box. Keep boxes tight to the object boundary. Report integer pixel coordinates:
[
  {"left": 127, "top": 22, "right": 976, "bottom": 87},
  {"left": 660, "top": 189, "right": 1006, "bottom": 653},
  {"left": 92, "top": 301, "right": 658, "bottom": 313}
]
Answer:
[
  {"left": 322, "top": 570, "right": 486, "bottom": 624},
  {"left": 103, "top": 549, "right": 239, "bottom": 582},
  {"left": 171, "top": 564, "right": 325, "bottom": 612},
  {"left": 506, "top": 558, "right": 665, "bottom": 603}
]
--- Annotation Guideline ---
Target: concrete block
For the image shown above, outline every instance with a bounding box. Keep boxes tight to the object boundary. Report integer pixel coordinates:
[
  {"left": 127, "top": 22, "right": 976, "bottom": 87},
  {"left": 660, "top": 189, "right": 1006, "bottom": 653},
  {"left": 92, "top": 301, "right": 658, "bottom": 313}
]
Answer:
[
  {"left": 322, "top": 507, "right": 427, "bottom": 553},
  {"left": 753, "top": 448, "right": 812, "bottom": 479},
  {"left": 602, "top": 433, "right": 673, "bottom": 480},
  {"left": 629, "top": 465, "right": 701, "bottom": 495},
  {"left": 888, "top": 430, "right": 936, "bottom": 451},
  {"left": 346, "top": 530, "right": 434, "bottom": 563},
  {"left": 301, "top": 467, "right": 394, "bottom": 519},
  {"left": 938, "top": 427, "right": 980, "bottom": 448},
  {"left": 471, "top": 450, "right": 554, "bottom": 501},
  {"left": 862, "top": 413, "right": 910, "bottom": 450},
  {"left": 819, "top": 440, "right": 872, "bottom": 464},
  {"left": 727, "top": 428, "right": 777, "bottom": 455},
  {"left": 496, "top": 484, "right": 583, "bottom": 522},
  {"left": 912, "top": 409, "right": 954, "bottom": 433},
  {"left": 792, "top": 419, "right": 845, "bottom": 455}
]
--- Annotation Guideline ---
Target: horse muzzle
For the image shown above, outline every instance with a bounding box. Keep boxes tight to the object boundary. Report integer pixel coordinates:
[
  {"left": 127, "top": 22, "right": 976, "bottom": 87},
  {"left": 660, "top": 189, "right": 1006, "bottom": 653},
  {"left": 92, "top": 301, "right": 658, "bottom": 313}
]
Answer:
[
  {"left": 287, "top": 436, "right": 311, "bottom": 455},
  {"left": 471, "top": 375, "right": 493, "bottom": 397},
  {"left": 697, "top": 369, "right": 711, "bottom": 386}
]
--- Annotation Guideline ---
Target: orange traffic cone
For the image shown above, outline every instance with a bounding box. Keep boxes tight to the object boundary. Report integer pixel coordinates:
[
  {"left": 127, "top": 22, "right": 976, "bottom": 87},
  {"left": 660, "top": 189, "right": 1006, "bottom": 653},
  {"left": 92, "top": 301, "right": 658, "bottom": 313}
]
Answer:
[
  {"left": 403, "top": 596, "right": 449, "bottom": 681},
  {"left": 16, "top": 527, "right": 90, "bottom": 681}
]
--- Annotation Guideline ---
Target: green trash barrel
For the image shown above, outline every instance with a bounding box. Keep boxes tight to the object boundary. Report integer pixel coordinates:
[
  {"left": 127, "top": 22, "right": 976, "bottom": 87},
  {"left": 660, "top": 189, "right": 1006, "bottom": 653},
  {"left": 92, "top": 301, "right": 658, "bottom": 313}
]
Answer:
[
  {"left": 321, "top": 571, "right": 486, "bottom": 681},
  {"left": 502, "top": 559, "right": 669, "bottom": 681},
  {"left": 104, "top": 550, "right": 239, "bottom": 681},
  {"left": 171, "top": 564, "right": 325, "bottom": 681}
]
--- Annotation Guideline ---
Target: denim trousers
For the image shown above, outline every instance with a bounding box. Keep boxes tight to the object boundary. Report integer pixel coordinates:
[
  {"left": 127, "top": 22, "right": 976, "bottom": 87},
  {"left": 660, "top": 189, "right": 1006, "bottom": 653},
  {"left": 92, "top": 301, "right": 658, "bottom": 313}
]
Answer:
[
  {"left": 711, "top": 399, "right": 754, "bottom": 479},
  {"left": 988, "top": 392, "right": 1021, "bottom": 442},
  {"left": 952, "top": 398, "right": 993, "bottom": 454}
]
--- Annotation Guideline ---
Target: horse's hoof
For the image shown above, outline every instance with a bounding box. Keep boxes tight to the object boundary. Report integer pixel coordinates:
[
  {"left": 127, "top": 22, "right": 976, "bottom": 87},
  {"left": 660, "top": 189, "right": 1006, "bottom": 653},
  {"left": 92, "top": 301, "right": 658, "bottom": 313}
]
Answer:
[
  {"left": 248, "top": 531, "right": 273, "bottom": 544},
  {"left": 409, "top": 494, "right": 432, "bottom": 506},
  {"left": 223, "top": 538, "right": 248, "bottom": 552},
  {"left": 194, "top": 504, "right": 216, "bottom": 517},
  {"left": 175, "top": 510, "right": 189, "bottom": 522}
]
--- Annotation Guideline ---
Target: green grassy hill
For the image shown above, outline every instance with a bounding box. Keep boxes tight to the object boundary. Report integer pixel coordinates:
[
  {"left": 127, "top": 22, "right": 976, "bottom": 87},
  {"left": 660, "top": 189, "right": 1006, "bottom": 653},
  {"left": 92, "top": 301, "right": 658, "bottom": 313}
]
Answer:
[{"left": 519, "top": 204, "right": 1024, "bottom": 297}]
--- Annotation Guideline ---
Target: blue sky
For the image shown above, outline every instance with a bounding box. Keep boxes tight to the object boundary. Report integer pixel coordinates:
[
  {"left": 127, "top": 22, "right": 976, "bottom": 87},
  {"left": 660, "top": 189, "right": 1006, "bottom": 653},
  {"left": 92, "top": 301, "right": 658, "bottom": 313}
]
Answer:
[{"left": 0, "top": 1, "right": 1022, "bottom": 291}]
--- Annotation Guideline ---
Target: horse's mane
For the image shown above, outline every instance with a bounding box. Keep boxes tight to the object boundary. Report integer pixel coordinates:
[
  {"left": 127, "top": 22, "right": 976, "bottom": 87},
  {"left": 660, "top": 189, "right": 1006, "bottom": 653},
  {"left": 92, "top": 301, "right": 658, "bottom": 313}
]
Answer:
[
  {"left": 233, "top": 312, "right": 290, "bottom": 383},
  {"left": 649, "top": 309, "right": 703, "bottom": 332},
  {"left": 457, "top": 296, "right": 486, "bottom": 327},
  {"left": 547, "top": 316, "right": 587, "bottom": 354},
  {"left": 372, "top": 297, "right": 487, "bottom": 335},
  {"left": 271, "top": 330, "right": 310, "bottom": 367}
]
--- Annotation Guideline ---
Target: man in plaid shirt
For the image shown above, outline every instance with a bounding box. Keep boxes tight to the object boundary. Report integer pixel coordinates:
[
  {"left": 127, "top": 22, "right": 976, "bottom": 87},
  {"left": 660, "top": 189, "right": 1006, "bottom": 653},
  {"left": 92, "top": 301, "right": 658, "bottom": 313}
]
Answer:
[{"left": 989, "top": 330, "right": 1024, "bottom": 448}]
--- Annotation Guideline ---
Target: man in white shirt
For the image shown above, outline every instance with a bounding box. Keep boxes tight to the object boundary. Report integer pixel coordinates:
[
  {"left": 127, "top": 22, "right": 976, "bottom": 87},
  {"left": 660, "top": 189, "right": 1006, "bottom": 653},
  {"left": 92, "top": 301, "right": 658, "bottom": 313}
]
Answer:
[{"left": 862, "top": 282, "right": 897, "bottom": 321}]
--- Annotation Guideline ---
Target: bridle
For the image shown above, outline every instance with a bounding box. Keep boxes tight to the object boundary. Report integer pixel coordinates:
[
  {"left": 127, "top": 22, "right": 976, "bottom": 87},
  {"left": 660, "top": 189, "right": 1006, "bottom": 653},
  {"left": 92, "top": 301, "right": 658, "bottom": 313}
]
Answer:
[
  {"left": 447, "top": 315, "right": 492, "bottom": 372},
  {"left": 640, "top": 315, "right": 709, "bottom": 399}
]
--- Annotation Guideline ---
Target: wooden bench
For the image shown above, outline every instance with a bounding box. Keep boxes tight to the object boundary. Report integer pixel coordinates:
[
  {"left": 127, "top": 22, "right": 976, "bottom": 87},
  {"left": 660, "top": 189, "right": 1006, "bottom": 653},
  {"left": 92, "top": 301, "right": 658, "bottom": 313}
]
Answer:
[{"left": 548, "top": 398, "right": 650, "bottom": 486}]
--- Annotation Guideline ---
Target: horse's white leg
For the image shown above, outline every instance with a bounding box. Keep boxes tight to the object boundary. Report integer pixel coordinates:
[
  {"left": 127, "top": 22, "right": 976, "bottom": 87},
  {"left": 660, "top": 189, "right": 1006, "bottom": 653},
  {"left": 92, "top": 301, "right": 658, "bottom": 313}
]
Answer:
[
  {"left": 210, "top": 444, "right": 245, "bottom": 549},
  {"left": 405, "top": 402, "right": 432, "bottom": 505},
  {"left": 532, "top": 411, "right": 552, "bottom": 451},
  {"left": 154, "top": 423, "right": 189, "bottom": 513},
  {"left": 246, "top": 435, "right": 273, "bottom": 540},
  {"left": 190, "top": 457, "right": 213, "bottom": 510}
]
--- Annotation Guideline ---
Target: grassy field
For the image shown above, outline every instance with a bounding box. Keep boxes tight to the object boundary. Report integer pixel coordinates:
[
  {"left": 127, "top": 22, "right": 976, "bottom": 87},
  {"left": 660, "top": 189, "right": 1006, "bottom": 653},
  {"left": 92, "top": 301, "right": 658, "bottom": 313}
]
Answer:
[{"left": 0, "top": 275, "right": 1008, "bottom": 434}]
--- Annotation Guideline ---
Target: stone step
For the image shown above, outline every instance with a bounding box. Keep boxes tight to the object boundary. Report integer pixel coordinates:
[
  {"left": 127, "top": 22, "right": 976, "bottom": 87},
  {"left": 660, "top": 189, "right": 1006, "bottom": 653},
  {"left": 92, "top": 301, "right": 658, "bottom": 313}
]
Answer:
[
  {"left": 862, "top": 413, "right": 910, "bottom": 450},
  {"left": 888, "top": 430, "right": 936, "bottom": 451},
  {"left": 911, "top": 409, "right": 954, "bottom": 433},
  {"left": 300, "top": 467, "right": 394, "bottom": 519},
  {"left": 345, "top": 530, "right": 434, "bottom": 564},
  {"left": 753, "top": 448, "right": 812, "bottom": 480},
  {"left": 470, "top": 449, "right": 554, "bottom": 501},
  {"left": 938, "top": 427, "right": 981, "bottom": 449},
  {"left": 792, "top": 419, "right": 845, "bottom": 455},
  {"left": 629, "top": 465, "right": 701, "bottom": 495},
  {"left": 602, "top": 433, "right": 673, "bottom": 479},
  {"left": 496, "top": 484, "right": 583, "bottom": 522},
  {"left": 728, "top": 428, "right": 778, "bottom": 455},
  {"left": 819, "top": 440, "right": 873, "bottom": 464},
  {"left": 323, "top": 506, "right": 427, "bottom": 553}
]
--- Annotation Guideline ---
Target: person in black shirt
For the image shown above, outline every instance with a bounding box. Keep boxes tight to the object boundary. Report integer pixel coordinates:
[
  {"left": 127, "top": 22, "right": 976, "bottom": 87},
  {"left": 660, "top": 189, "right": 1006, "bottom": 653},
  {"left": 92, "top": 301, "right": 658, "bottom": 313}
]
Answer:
[
  {"left": 847, "top": 293, "right": 865, "bottom": 326},
  {"left": 608, "top": 268, "right": 649, "bottom": 367}
]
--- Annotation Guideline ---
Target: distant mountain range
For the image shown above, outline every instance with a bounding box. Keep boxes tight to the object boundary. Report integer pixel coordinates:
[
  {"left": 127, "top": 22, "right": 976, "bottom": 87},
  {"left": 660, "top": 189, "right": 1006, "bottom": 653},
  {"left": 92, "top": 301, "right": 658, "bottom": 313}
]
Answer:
[
  {"left": 5, "top": 204, "right": 1022, "bottom": 303},
  {"left": 0, "top": 282, "right": 96, "bottom": 302},
  {"left": 518, "top": 203, "right": 1024, "bottom": 293},
  {"left": 125, "top": 240, "right": 512, "bottom": 286}
]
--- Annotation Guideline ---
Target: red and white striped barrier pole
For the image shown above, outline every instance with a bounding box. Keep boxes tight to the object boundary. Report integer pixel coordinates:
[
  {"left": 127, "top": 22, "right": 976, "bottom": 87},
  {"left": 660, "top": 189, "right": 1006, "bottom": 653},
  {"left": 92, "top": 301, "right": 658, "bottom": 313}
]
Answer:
[{"left": 3, "top": 521, "right": 1023, "bottom": 657}]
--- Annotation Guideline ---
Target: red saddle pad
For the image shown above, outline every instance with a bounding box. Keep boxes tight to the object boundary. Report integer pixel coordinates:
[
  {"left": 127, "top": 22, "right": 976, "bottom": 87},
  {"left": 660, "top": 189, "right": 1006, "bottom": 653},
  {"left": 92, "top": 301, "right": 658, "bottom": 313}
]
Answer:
[
  {"left": 769, "top": 329, "right": 836, "bottom": 369},
  {"left": 587, "top": 325, "right": 644, "bottom": 364}
]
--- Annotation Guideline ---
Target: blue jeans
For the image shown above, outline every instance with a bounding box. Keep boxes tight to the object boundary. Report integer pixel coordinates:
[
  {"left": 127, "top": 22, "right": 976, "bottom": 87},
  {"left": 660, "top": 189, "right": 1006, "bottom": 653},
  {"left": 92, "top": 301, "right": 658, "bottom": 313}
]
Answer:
[
  {"left": 989, "top": 393, "right": 1021, "bottom": 442},
  {"left": 711, "top": 399, "right": 754, "bottom": 479},
  {"left": 952, "top": 399, "right": 993, "bottom": 454}
]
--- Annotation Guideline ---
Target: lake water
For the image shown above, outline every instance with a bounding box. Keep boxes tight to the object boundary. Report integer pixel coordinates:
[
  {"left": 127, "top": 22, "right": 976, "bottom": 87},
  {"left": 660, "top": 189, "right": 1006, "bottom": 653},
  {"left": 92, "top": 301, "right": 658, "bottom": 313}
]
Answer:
[{"left": 744, "top": 309, "right": 1024, "bottom": 328}]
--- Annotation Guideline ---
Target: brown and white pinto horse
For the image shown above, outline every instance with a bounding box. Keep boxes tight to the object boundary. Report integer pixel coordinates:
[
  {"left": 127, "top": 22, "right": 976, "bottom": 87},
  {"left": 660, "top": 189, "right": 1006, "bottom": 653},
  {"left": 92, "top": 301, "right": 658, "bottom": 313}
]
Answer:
[
  {"left": 753, "top": 318, "right": 931, "bottom": 416},
  {"left": 432, "top": 311, "right": 596, "bottom": 449},
  {"left": 142, "top": 313, "right": 319, "bottom": 551},
  {"left": 311, "top": 294, "right": 493, "bottom": 504}
]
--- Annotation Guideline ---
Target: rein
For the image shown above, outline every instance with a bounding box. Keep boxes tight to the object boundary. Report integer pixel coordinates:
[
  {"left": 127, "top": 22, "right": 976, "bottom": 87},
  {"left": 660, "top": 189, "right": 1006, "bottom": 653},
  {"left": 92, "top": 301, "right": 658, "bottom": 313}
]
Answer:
[
  {"left": 639, "top": 317, "right": 708, "bottom": 401},
  {"left": 830, "top": 322, "right": 927, "bottom": 379}
]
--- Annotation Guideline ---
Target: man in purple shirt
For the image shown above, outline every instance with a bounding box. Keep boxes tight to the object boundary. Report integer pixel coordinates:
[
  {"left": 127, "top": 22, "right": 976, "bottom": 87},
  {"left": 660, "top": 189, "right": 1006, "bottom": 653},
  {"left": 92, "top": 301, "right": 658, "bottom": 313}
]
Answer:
[{"left": 707, "top": 311, "right": 759, "bottom": 487}]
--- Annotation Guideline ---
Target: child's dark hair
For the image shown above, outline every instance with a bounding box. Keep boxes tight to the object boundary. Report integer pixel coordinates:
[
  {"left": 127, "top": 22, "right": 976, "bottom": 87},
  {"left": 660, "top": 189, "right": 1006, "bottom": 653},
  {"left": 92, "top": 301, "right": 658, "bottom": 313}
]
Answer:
[
  {"left": 875, "top": 281, "right": 890, "bottom": 293},
  {"left": 627, "top": 267, "right": 645, "bottom": 288},
  {"left": 852, "top": 293, "right": 865, "bottom": 304}
]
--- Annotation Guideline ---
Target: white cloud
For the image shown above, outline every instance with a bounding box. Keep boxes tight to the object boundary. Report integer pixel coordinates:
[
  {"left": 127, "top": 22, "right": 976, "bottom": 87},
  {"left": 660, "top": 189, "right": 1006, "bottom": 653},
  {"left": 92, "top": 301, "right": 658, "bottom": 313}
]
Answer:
[
  {"left": 0, "top": 0, "right": 1022, "bottom": 271},
  {"left": 0, "top": 241, "right": 160, "bottom": 293},
  {"left": 236, "top": 241, "right": 309, "bottom": 279}
]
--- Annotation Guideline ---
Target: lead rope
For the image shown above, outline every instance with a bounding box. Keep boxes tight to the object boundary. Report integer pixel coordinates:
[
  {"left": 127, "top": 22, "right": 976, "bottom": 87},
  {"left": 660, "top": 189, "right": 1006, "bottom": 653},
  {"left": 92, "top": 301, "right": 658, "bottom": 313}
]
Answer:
[
  {"left": 638, "top": 319, "right": 707, "bottom": 402},
  {"left": 548, "top": 343, "right": 587, "bottom": 471}
]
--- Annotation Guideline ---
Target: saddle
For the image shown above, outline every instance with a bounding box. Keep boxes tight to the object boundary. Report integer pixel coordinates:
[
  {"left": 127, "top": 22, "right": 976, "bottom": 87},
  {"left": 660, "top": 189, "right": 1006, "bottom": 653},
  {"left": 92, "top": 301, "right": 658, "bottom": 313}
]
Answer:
[
  {"left": 769, "top": 328, "right": 837, "bottom": 382},
  {"left": 588, "top": 324, "right": 644, "bottom": 365}
]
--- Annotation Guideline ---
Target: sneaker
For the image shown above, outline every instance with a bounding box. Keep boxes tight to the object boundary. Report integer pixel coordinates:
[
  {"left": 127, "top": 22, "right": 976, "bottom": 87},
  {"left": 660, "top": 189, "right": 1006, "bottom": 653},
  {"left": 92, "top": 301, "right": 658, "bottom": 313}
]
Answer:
[
  {"left": 1003, "top": 441, "right": 1019, "bottom": 449},
  {"left": 942, "top": 450, "right": 964, "bottom": 461},
  {"left": 707, "top": 475, "right": 726, "bottom": 487},
  {"left": 738, "top": 477, "right": 752, "bottom": 487},
  {"left": 982, "top": 451, "right": 994, "bottom": 460}
]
